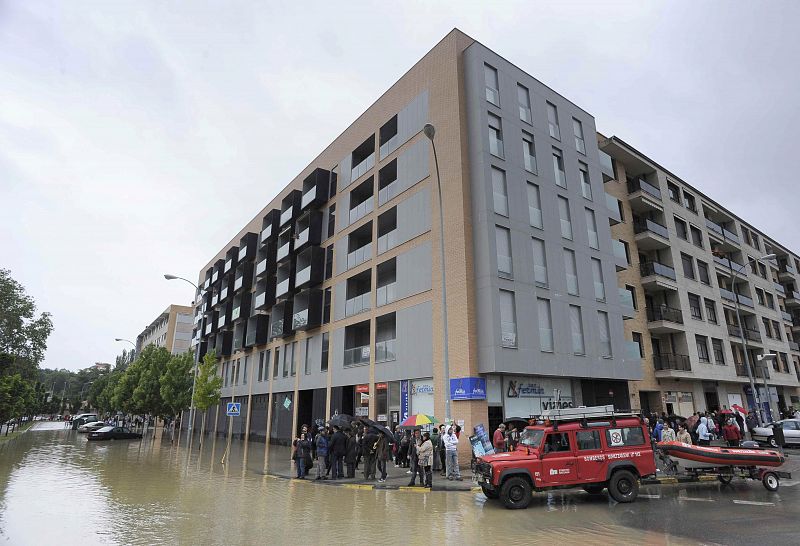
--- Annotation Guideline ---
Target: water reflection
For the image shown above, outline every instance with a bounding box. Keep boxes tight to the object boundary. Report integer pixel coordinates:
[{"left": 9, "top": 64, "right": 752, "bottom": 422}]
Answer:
[{"left": 0, "top": 423, "right": 695, "bottom": 545}]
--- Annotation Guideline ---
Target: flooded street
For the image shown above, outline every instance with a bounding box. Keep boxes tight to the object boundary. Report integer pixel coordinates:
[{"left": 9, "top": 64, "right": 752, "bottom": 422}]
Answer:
[{"left": 1, "top": 423, "right": 797, "bottom": 545}]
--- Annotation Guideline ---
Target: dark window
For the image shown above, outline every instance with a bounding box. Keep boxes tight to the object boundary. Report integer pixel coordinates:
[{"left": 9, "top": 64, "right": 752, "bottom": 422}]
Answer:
[
  {"left": 273, "top": 347, "right": 280, "bottom": 378},
  {"left": 690, "top": 226, "right": 703, "bottom": 248},
  {"left": 329, "top": 169, "right": 338, "bottom": 198},
  {"left": 605, "top": 427, "right": 645, "bottom": 447},
  {"left": 667, "top": 182, "right": 681, "bottom": 203},
  {"left": 689, "top": 293, "right": 703, "bottom": 319},
  {"left": 675, "top": 217, "right": 688, "bottom": 240},
  {"left": 323, "top": 288, "right": 332, "bottom": 324},
  {"left": 543, "top": 432, "right": 571, "bottom": 454},
  {"left": 626, "top": 285, "right": 637, "bottom": 309},
  {"left": 697, "top": 260, "right": 710, "bottom": 284},
  {"left": 681, "top": 253, "right": 695, "bottom": 279},
  {"left": 704, "top": 299, "right": 717, "bottom": 324},
  {"left": 321, "top": 332, "right": 329, "bottom": 372},
  {"left": 576, "top": 430, "right": 602, "bottom": 450},
  {"left": 325, "top": 245, "right": 334, "bottom": 280},
  {"left": 327, "top": 204, "right": 336, "bottom": 238},
  {"left": 683, "top": 192, "right": 696, "bottom": 212},
  {"left": 712, "top": 338, "right": 725, "bottom": 365},
  {"left": 696, "top": 335, "right": 710, "bottom": 362},
  {"left": 632, "top": 332, "right": 644, "bottom": 357}
]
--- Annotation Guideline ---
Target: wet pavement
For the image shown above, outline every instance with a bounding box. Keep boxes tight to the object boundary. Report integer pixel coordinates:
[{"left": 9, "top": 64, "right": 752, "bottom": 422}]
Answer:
[{"left": 0, "top": 422, "right": 798, "bottom": 545}]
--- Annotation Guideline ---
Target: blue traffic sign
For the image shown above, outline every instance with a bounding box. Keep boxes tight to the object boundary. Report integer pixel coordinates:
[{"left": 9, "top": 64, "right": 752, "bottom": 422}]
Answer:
[{"left": 226, "top": 402, "right": 241, "bottom": 417}]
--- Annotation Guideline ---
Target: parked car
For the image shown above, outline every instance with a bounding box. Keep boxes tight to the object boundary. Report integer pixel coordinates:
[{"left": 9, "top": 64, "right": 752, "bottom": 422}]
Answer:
[
  {"left": 71, "top": 413, "right": 99, "bottom": 430},
  {"left": 87, "top": 426, "right": 143, "bottom": 441},
  {"left": 78, "top": 421, "right": 107, "bottom": 433},
  {"left": 751, "top": 419, "right": 800, "bottom": 448}
]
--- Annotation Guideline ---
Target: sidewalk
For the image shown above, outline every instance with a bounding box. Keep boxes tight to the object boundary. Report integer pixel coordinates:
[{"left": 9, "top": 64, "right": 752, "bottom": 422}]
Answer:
[{"left": 266, "top": 445, "right": 476, "bottom": 492}]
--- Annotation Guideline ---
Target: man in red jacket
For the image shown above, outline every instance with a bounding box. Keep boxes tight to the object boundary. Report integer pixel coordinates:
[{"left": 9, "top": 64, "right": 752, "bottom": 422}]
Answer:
[
  {"left": 493, "top": 424, "right": 506, "bottom": 453},
  {"left": 722, "top": 419, "right": 742, "bottom": 447}
]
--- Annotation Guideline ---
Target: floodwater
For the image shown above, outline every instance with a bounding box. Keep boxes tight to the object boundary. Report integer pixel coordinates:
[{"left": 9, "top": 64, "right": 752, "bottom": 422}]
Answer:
[{"left": 1, "top": 423, "right": 793, "bottom": 546}]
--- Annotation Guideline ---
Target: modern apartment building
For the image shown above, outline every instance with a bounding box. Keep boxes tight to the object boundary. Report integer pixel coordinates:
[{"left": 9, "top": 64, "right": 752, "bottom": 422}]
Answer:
[
  {"left": 187, "top": 29, "right": 641, "bottom": 448},
  {"left": 600, "top": 136, "right": 800, "bottom": 420},
  {"left": 136, "top": 304, "right": 194, "bottom": 355}
]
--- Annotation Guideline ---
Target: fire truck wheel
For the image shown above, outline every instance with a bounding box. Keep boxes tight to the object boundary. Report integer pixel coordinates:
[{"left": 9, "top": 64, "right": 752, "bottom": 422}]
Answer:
[
  {"left": 480, "top": 485, "right": 499, "bottom": 499},
  {"left": 608, "top": 470, "right": 639, "bottom": 503},
  {"left": 499, "top": 476, "right": 532, "bottom": 509}
]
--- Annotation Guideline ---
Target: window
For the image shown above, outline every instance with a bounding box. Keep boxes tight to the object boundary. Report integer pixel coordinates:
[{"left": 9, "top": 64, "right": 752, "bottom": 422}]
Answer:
[
  {"left": 576, "top": 430, "right": 602, "bottom": 450},
  {"left": 327, "top": 204, "right": 336, "bottom": 238},
  {"left": 585, "top": 208, "right": 599, "bottom": 249},
  {"left": 755, "top": 288, "right": 765, "bottom": 306},
  {"left": 681, "top": 253, "right": 695, "bottom": 280},
  {"left": 564, "top": 248, "right": 579, "bottom": 295},
  {"left": 544, "top": 432, "right": 571, "bottom": 454},
  {"left": 779, "top": 352, "right": 789, "bottom": 373},
  {"left": 632, "top": 332, "right": 644, "bottom": 357},
  {"left": 757, "top": 262, "right": 767, "bottom": 279},
  {"left": 546, "top": 101, "right": 560, "bottom": 139},
  {"left": 573, "top": 118, "right": 586, "bottom": 154},
  {"left": 696, "top": 335, "right": 710, "bottom": 363},
  {"left": 273, "top": 347, "right": 279, "bottom": 378},
  {"left": 495, "top": 226, "right": 513, "bottom": 278},
  {"left": 538, "top": 298, "right": 553, "bottom": 352},
  {"left": 242, "top": 356, "right": 248, "bottom": 385},
  {"left": 667, "top": 182, "right": 681, "bottom": 203},
  {"left": 321, "top": 332, "right": 329, "bottom": 372},
  {"left": 517, "top": 83, "right": 531, "bottom": 123},
  {"left": 690, "top": 226, "right": 704, "bottom": 248},
  {"left": 323, "top": 287, "right": 331, "bottom": 324},
  {"left": 222, "top": 362, "right": 228, "bottom": 387},
  {"left": 772, "top": 320, "right": 781, "bottom": 340},
  {"left": 522, "top": 132, "right": 537, "bottom": 173},
  {"left": 751, "top": 232, "right": 760, "bottom": 250},
  {"left": 762, "top": 317, "right": 772, "bottom": 338},
  {"left": 532, "top": 238, "right": 548, "bottom": 287},
  {"left": 626, "top": 285, "right": 637, "bottom": 309},
  {"left": 527, "top": 183, "right": 543, "bottom": 228},
  {"left": 484, "top": 63, "right": 499, "bottom": 105},
  {"left": 569, "top": 305, "right": 585, "bottom": 355},
  {"left": 329, "top": 166, "right": 338, "bottom": 197},
  {"left": 591, "top": 258, "right": 605, "bottom": 301},
  {"left": 491, "top": 167, "right": 509, "bottom": 216},
  {"left": 579, "top": 163, "right": 592, "bottom": 200},
  {"left": 558, "top": 197, "right": 572, "bottom": 240},
  {"left": 233, "top": 359, "right": 240, "bottom": 385},
  {"left": 325, "top": 245, "right": 334, "bottom": 280},
  {"left": 598, "top": 311, "right": 612, "bottom": 357},
  {"left": 697, "top": 260, "right": 710, "bottom": 284},
  {"left": 499, "top": 290, "right": 517, "bottom": 348},
  {"left": 765, "top": 292, "right": 775, "bottom": 309},
  {"left": 688, "top": 293, "right": 703, "bottom": 320},
  {"left": 675, "top": 217, "right": 688, "bottom": 240},
  {"left": 712, "top": 338, "right": 725, "bottom": 365},
  {"left": 552, "top": 148, "right": 566, "bottom": 187},
  {"left": 257, "top": 351, "right": 265, "bottom": 382},
  {"left": 488, "top": 114, "right": 504, "bottom": 158},
  {"left": 605, "top": 427, "right": 645, "bottom": 447},
  {"left": 683, "top": 192, "right": 696, "bottom": 212},
  {"left": 290, "top": 341, "right": 297, "bottom": 376},
  {"left": 704, "top": 298, "right": 718, "bottom": 324},
  {"left": 304, "top": 338, "right": 311, "bottom": 375}
]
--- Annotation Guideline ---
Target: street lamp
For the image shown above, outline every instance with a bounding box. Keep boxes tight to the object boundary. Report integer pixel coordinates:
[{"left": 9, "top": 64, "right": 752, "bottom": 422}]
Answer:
[
  {"left": 714, "top": 251, "right": 775, "bottom": 425},
  {"left": 423, "top": 123, "right": 452, "bottom": 423},
  {"left": 114, "top": 338, "right": 136, "bottom": 361},
  {"left": 165, "top": 273, "right": 205, "bottom": 433},
  {"left": 757, "top": 353, "right": 778, "bottom": 422}
]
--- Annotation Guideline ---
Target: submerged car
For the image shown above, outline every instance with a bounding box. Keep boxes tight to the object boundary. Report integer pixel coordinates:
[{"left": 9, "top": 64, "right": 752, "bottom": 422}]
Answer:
[
  {"left": 71, "top": 413, "right": 99, "bottom": 430},
  {"left": 87, "top": 426, "right": 143, "bottom": 441},
  {"left": 78, "top": 421, "right": 107, "bottom": 433},
  {"left": 751, "top": 419, "right": 800, "bottom": 448}
]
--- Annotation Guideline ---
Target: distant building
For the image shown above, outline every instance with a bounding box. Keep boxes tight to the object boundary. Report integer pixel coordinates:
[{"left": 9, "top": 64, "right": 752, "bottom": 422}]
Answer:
[
  {"left": 136, "top": 304, "right": 194, "bottom": 355},
  {"left": 91, "top": 363, "right": 111, "bottom": 372}
]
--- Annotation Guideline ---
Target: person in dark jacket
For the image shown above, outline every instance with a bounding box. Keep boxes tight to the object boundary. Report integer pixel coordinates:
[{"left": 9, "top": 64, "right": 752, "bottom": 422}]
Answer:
[
  {"left": 437, "top": 424, "right": 446, "bottom": 476},
  {"left": 361, "top": 428, "right": 380, "bottom": 480},
  {"left": 398, "top": 430, "right": 410, "bottom": 468},
  {"left": 314, "top": 428, "right": 329, "bottom": 480},
  {"left": 407, "top": 429, "right": 424, "bottom": 486},
  {"left": 292, "top": 432, "right": 311, "bottom": 479},
  {"left": 329, "top": 426, "right": 346, "bottom": 480},
  {"left": 375, "top": 434, "right": 390, "bottom": 482},
  {"left": 345, "top": 430, "right": 359, "bottom": 478}
]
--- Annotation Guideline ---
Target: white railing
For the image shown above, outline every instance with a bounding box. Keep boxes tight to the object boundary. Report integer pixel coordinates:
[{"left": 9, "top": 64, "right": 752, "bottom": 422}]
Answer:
[
  {"left": 344, "top": 345, "right": 370, "bottom": 367},
  {"left": 276, "top": 278, "right": 290, "bottom": 298},
  {"left": 295, "top": 266, "right": 311, "bottom": 287},
  {"left": 351, "top": 153, "right": 375, "bottom": 181},
  {"left": 376, "top": 283, "right": 396, "bottom": 306},
  {"left": 345, "top": 293, "right": 371, "bottom": 317},
  {"left": 379, "top": 135, "right": 399, "bottom": 160},
  {"left": 347, "top": 243, "right": 372, "bottom": 269},
  {"left": 377, "top": 230, "right": 398, "bottom": 254},
  {"left": 301, "top": 186, "right": 317, "bottom": 208},
  {"left": 378, "top": 180, "right": 398, "bottom": 205},
  {"left": 375, "top": 339, "right": 396, "bottom": 362},
  {"left": 349, "top": 198, "right": 374, "bottom": 225},
  {"left": 276, "top": 241, "right": 290, "bottom": 261}
]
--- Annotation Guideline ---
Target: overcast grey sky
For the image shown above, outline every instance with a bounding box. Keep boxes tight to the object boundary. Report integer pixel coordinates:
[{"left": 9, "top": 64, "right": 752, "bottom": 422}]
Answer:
[{"left": 2, "top": 1, "right": 799, "bottom": 371}]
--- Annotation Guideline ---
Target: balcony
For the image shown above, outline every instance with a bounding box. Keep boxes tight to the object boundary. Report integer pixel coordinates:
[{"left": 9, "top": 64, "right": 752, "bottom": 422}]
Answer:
[
  {"left": 245, "top": 314, "right": 270, "bottom": 348},
  {"left": 736, "top": 362, "right": 769, "bottom": 379},
  {"left": 612, "top": 240, "right": 628, "bottom": 271},
  {"left": 233, "top": 276, "right": 243, "bottom": 292},
  {"left": 646, "top": 305, "right": 684, "bottom": 333},
  {"left": 378, "top": 179, "right": 398, "bottom": 206},
  {"left": 599, "top": 150, "right": 615, "bottom": 182},
  {"left": 778, "top": 263, "right": 797, "bottom": 282},
  {"left": 345, "top": 293, "right": 371, "bottom": 317},
  {"left": 619, "top": 287, "right": 635, "bottom": 319},
  {"left": 301, "top": 186, "right": 317, "bottom": 209},
  {"left": 300, "top": 169, "right": 330, "bottom": 210},
  {"left": 375, "top": 339, "right": 396, "bottom": 363},
  {"left": 377, "top": 230, "right": 398, "bottom": 254},
  {"left": 782, "top": 310, "right": 793, "bottom": 322},
  {"left": 347, "top": 242, "right": 372, "bottom": 270},
  {"left": 261, "top": 225, "right": 273, "bottom": 244},
  {"left": 737, "top": 293, "right": 754, "bottom": 308},
  {"left": 211, "top": 270, "right": 219, "bottom": 284},
  {"left": 640, "top": 261, "right": 678, "bottom": 292},
  {"left": 789, "top": 340, "right": 800, "bottom": 352},
  {"left": 379, "top": 135, "right": 398, "bottom": 160},
  {"left": 211, "top": 293, "right": 219, "bottom": 306},
  {"left": 377, "top": 282, "right": 396, "bottom": 307},
  {"left": 605, "top": 193, "right": 621, "bottom": 225},
  {"left": 706, "top": 219, "right": 740, "bottom": 250},
  {"left": 727, "top": 324, "right": 762, "bottom": 343},
  {"left": 627, "top": 177, "right": 663, "bottom": 212},
  {"left": 705, "top": 218, "right": 723, "bottom": 237},
  {"left": 219, "top": 284, "right": 229, "bottom": 302},
  {"left": 786, "top": 290, "right": 800, "bottom": 307},
  {"left": 292, "top": 288, "right": 322, "bottom": 331},
  {"left": 344, "top": 345, "right": 371, "bottom": 367},
  {"left": 280, "top": 207, "right": 293, "bottom": 227},
  {"left": 633, "top": 218, "right": 670, "bottom": 249},
  {"left": 351, "top": 153, "right": 375, "bottom": 181},
  {"left": 231, "top": 306, "right": 240, "bottom": 321},
  {"left": 349, "top": 198, "right": 374, "bottom": 225},
  {"left": 275, "top": 277, "right": 291, "bottom": 300},
  {"left": 276, "top": 240, "right": 291, "bottom": 263},
  {"left": 653, "top": 353, "right": 692, "bottom": 373},
  {"left": 256, "top": 258, "right": 268, "bottom": 277},
  {"left": 254, "top": 291, "right": 267, "bottom": 309},
  {"left": 774, "top": 282, "right": 786, "bottom": 296},
  {"left": 269, "top": 300, "right": 294, "bottom": 339},
  {"left": 224, "top": 258, "right": 234, "bottom": 274}
]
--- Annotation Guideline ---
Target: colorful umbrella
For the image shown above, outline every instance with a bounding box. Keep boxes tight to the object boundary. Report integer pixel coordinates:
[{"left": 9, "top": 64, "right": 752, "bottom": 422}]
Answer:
[{"left": 399, "top": 414, "right": 438, "bottom": 427}]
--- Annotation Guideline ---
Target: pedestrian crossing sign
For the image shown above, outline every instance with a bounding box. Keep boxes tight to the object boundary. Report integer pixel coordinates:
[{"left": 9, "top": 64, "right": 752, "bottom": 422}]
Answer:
[{"left": 226, "top": 402, "right": 241, "bottom": 416}]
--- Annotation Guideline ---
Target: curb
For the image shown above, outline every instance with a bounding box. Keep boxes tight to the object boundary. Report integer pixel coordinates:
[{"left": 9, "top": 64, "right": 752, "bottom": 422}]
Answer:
[{"left": 264, "top": 472, "right": 476, "bottom": 493}]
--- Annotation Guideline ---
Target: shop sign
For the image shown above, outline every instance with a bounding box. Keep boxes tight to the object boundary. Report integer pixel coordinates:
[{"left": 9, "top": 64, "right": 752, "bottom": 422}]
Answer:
[
  {"left": 355, "top": 407, "right": 369, "bottom": 417},
  {"left": 378, "top": 414, "right": 387, "bottom": 422},
  {"left": 502, "top": 376, "right": 574, "bottom": 416},
  {"left": 360, "top": 393, "right": 370, "bottom": 403},
  {"left": 355, "top": 384, "right": 369, "bottom": 393},
  {"left": 400, "top": 381, "right": 409, "bottom": 421},
  {"left": 679, "top": 392, "right": 693, "bottom": 403},
  {"left": 450, "top": 377, "right": 487, "bottom": 400},
  {"left": 663, "top": 392, "right": 678, "bottom": 403},
  {"left": 376, "top": 382, "right": 388, "bottom": 390},
  {"left": 411, "top": 382, "right": 434, "bottom": 395}
]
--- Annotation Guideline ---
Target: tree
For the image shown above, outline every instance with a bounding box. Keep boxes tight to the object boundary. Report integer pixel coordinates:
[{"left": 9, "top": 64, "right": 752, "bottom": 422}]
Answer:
[
  {"left": 192, "top": 351, "right": 221, "bottom": 443},
  {"left": 0, "top": 269, "right": 54, "bottom": 372},
  {"left": 113, "top": 359, "right": 143, "bottom": 414},
  {"left": 132, "top": 345, "right": 171, "bottom": 419},
  {"left": 115, "top": 349, "right": 134, "bottom": 372},
  {"left": 0, "top": 374, "right": 34, "bottom": 425},
  {"left": 160, "top": 352, "right": 193, "bottom": 421}
]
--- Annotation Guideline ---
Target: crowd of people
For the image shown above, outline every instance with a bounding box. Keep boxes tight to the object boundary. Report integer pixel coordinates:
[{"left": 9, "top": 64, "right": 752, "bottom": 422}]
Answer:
[{"left": 290, "top": 422, "right": 465, "bottom": 487}]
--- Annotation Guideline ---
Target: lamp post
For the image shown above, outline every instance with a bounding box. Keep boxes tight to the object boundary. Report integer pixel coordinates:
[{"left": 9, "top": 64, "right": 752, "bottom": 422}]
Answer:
[
  {"left": 423, "top": 123, "right": 452, "bottom": 423},
  {"left": 114, "top": 338, "right": 136, "bottom": 363},
  {"left": 757, "top": 353, "right": 778, "bottom": 422},
  {"left": 715, "top": 251, "right": 775, "bottom": 425},
  {"left": 165, "top": 273, "right": 205, "bottom": 433}
]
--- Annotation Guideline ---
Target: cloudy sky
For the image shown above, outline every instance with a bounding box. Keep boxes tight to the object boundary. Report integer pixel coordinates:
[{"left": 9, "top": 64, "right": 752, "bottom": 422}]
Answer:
[{"left": 2, "top": 1, "right": 798, "bottom": 371}]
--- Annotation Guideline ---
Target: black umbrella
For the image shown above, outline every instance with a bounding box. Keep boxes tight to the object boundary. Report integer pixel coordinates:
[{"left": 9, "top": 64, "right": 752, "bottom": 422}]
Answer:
[
  {"left": 504, "top": 417, "right": 530, "bottom": 428},
  {"left": 328, "top": 414, "right": 355, "bottom": 429},
  {"left": 355, "top": 416, "right": 396, "bottom": 441}
]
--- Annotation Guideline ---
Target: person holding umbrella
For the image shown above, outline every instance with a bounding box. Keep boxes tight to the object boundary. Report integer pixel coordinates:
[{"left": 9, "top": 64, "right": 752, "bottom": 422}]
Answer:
[
  {"left": 328, "top": 425, "right": 347, "bottom": 480},
  {"left": 345, "top": 429, "right": 359, "bottom": 478}
]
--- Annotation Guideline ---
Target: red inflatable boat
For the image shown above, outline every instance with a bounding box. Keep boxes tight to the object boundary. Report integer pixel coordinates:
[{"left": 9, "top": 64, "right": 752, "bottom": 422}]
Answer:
[{"left": 658, "top": 441, "right": 784, "bottom": 468}]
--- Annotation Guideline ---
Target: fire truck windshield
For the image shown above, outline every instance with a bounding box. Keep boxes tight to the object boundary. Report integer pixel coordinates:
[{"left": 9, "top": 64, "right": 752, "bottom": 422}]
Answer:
[{"left": 519, "top": 429, "right": 544, "bottom": 448}]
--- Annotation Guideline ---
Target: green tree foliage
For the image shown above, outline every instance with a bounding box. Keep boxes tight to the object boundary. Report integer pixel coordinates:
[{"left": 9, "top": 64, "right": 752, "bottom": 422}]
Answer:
[
  {"left": 0, "top": 374, "right": 34, "bottom": 424},
  {"left": 131, "top": 345, "right": 171, "bottom": 418},
  {"left": 160, "top": 351, "right": 193, "bottom": 419},
  {"left": 113, "top": 359, "right": 143, "bottom": 414},
  {"left": 192, "top": 351, "right": 221, "bottom": 439},
  {"left": 0, "top": 269, "right": 54, "bottom": 376}
]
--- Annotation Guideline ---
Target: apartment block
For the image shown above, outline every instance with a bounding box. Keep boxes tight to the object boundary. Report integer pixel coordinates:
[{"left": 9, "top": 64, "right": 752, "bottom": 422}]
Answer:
[
  {"left": 187, "top": 29, "right": 640, "bottom": 449},
  {"left": 136, "top": 304, "right": 194, "bottom": 355},
  {"left": 600, "top": 136, "right": 800, "bottom": 420}
]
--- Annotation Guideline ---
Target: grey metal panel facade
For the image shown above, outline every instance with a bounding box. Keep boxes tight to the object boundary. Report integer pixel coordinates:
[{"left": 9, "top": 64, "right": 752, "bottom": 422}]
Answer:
[
  {"left": 334, "top": 237, "right": 348, "bottom": 276},
  {"left": 298, "top": 334, "right": 326, "bottom": 389},
  {"left": 395, "top": 241, "right": 433, "bottom": 300},
  {"left": 338, "top": 188, "right": 352, "bottom": 229},
  {"left": 330, "top": 326, "right": 370, "bottom": 387},
  {"left": 395, "top": 187, "right": 431, "bottom": 246},
  {"left": 396, "top": 138, "right": 429, "bottom": 195},
  {"left": 376, "top": 300, "right": 433, "bottom": 382},
  {"left": 397, "top": 90, "right": 429, "bottom": 145},
  {"left": 338, "top": 153, "right": 352, "bottom": 190},
  {"left": 463, "top": 42, "right": 639, "bottom": 381},
  {"left": 333, "top": 280, "right": 347, "bottom": 321}
]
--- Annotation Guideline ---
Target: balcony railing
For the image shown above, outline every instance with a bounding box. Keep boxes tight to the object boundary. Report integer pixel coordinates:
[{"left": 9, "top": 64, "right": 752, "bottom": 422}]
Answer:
[
  {"left": 295, "top": 228, "right": 309, "bottom": 248},
  {"left": 238, "top": 246, "right": 248, "bottom": 262},
  {"left": 736, "top": 362, "right": 769, "bottom": 379},
  {"left": 379, "top": 135, "right": 399, "bottom": 160},
  {"left": 377, "top": 283, "right": 396, "bottom": 306},
  {"left": 605, "top": 192, "right": 621, "bottom": 218},
  {"left": 212, "top": 271, "right": 219, "bottom": 284},
  {"left": 612, "top": 240, "right": 628, "bottom": 265},
  {"left": 256, "top": 259, "right": 267, "bottom": 277},
  {"left": 377, "top": 230, "right": 398, "bottom": 254},
  {"left": 737, "top": 293, "right": 754, "bottom": 308},
  {"left": 787, "top": 290, "right": 800, "bottom": 301},
  {"left": 231, "top": 307, "right": 240, "bottom": 321},
  {"left": 344, "top": 345, "right": 370, "bottom": 367},
  {"left": 260, "top": 225, "right": 272, "bottom": 243},
  {"left": 722, "top": 228, "right": 740, "bottom": 244},
  {"left": 774, "top": 282, "right": 786, "bottom": 295},
  {"left": 234, "top": 276, "right": 243, "bottom": 292},
  {"left": 633, "top": 218, "right": 669, "bottom": 239},
  {"left": 720, "top": 287, "right": 736, "bottom": 302},
  {"left": 292, "top": 309, "right": 308, "bottom": 330},
  {"left": 280, "top": 207, "right": 293, "bottom": 226},
  {"left": 627, "top": 178, "right": 662, "bottom": 200},
  {"left": 625, "top": 340, "right": 641, "bottom": 360},
  {"left": 276, "top": 241, "right": 290, "bottom": 262},
  {"left": 599, "top": 150, "right": 615, "bottom": 181},
  {"left": 254, "top": 292, "right": 266, "bottom": 309},
  {"left": 653, "top": 353, "right": 691, "bottom": 372},
  {"left": 375, "top": 339, "right": 397, "bottom": 362},
  {"left": 295, "top": 266, "right": 311, "bottom": 287},
  {"left": 275, "top": 278, "right": 290, "bottom": 298},
  {"left": 713, "top": 254, "right": 744, "bottom": 271},
  {"left": 640, "top": 261, "right": 677, "bottom": 281},
  {"left": 783, "top": 310, "right": 793, "bottom": 322},
  {"left": 224, "top": 259, "right": 233, "bottom": 274},
  {"left": 205, "top": 322, "right": 213, "bottom": 335},
  {"left": 705, "top": 218, "right": 723, "bottom": 236},
  {"left": 351, "top": 153, "right": 375, "bottom": 181},
  {"left": 217, "top": 316, "right": 226, "bottom": 329},
  {"left": 618, "top": 287, "right": 634, "bottom": 309},
  {"left": 345, "top": 293, "right": 370, "bottom": 317},
  {"left": 727, "top": 324, "right": 761, "bottom": 342},
  {"left": 647, "top": 305, "right": 684, "bottom": 324},
  {"left": 349, "top": 198, "right": 374, "bottom": 225},
  {"left": 378, "top": 180, "right": 398, "bottom": 205},
  {"left": 211, "top": 293, "right": 219, "bottom": 306},
  {"left": 779, "top": 263, "right": 797, "bottom": 275},
  {"left": 347, "top": 243, "right": 372, "bottom": 269},
  {"left": 301, "top": 186, "right": 317, "bottom": 209},
  {"left": 501, "top": 322, "right": 517, "bottom": 348}
]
